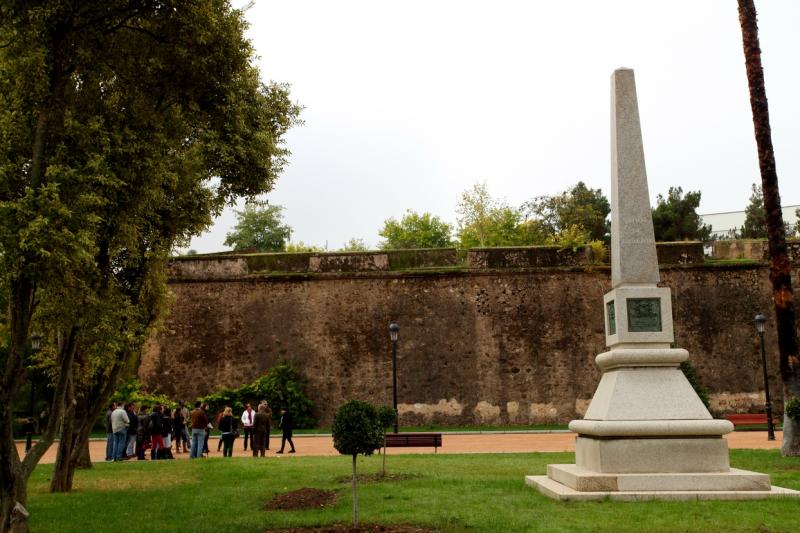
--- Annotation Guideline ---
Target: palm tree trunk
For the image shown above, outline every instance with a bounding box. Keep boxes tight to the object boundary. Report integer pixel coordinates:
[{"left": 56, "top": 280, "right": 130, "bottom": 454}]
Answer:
[{"left": 738, "top": 0, "right": 800, "bottom": 455}]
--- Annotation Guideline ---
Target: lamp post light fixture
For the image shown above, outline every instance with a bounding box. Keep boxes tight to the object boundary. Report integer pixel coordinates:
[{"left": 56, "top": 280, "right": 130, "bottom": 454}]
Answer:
[
  {"left": 389, "top": 323, "right": 400, "bottom": 434},
  {"left": 753, "top": 314, "right": 776, "bottom": 441},
  {"left": 26, "top": 331, "right": 43, "bottom": 452}
]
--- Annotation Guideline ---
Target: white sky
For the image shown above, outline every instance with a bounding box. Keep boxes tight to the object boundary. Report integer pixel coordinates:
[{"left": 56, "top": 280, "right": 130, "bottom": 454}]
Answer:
[{"left": 186, "top": 0, "right": 800, "bottom": 253}]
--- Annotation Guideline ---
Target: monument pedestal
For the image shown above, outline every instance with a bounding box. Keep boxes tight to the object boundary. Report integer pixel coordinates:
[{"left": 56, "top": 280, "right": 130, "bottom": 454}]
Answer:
[
  {"left": 527, "top": 470, "right": 797, "bottom": 501},
  {"left": 529, "top": 346, "right": 800, "bottom": 500},
  {"left": 527, "top": 68, "right": 800, "bottom": 502}
]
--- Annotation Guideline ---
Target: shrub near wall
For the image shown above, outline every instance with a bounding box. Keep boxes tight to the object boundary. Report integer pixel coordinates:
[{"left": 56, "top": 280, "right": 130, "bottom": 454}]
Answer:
[{"left": 199, "top": 362, "right": 316, "bottom": 428}]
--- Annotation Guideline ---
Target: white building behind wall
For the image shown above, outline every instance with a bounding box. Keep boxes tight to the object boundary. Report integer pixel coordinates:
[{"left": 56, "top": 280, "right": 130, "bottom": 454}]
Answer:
[{"left": 701, "top": 205, "right": 799, "bottom": 239}]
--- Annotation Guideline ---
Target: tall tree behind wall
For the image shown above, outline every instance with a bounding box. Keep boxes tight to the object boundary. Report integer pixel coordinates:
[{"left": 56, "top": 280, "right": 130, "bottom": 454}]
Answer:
[{"left": 737, "top": 0, "right": 800, "bottom": 455}]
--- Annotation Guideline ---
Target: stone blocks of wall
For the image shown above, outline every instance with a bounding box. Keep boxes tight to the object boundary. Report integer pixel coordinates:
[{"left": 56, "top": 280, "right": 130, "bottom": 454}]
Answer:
[
  {"left": 169, "top": 256, "right": 248, "bottom": 279},
  {"left": 654, "top": 241, "right": 704, "bottom": 264},
  {"left": 309, "top": 252, "right": 389, "bottom": 272},
  {"left": 142, "top": 262, "right": 786, "bottom": 426},
  {"left": 467, "top": 246, "right": 589, "bottom": 268},
  {"left": 170, "top": 243, "right": 715, "bottom": 280},
  {"left": 711, "top": 240, "right": 768, "bottom": 261},
  {"left": 712, "top": 239, "right": 800, "bottom": 263}
]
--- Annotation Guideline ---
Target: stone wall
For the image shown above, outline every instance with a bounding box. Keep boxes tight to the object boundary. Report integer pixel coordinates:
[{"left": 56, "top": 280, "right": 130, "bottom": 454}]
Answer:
[
  {"left": 712, "top": 238, "right": 800, "bottom": 262},
  {"left": 141, "top": 251, "right": 792, "bottom": 426}
]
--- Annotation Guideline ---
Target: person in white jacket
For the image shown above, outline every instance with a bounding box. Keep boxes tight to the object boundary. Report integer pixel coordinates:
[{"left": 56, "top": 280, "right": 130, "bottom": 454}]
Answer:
[{"left": 240, "top": 403, "right": 255, "bottom": 451}]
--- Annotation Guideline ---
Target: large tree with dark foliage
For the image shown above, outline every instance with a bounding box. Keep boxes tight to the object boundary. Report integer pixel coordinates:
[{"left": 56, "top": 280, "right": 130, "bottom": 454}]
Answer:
[
  {"left": 741, "top": 183, "right": 768, "bottom": 238},
  {"left": 738, "top": 0, "right": 800, "bottom": 456},
  {"left": 522, "top": 181, "right": 610, "bottom": 242},
  {"left": 0, "top": 1, "right": 300, "bottom": 529},
  {"left": 651, "top": 187, "right": 711, "bottom": 242}
]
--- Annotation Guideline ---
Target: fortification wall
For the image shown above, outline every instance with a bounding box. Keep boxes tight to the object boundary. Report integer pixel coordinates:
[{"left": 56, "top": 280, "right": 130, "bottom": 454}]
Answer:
[{"left": 140, "top": 243, "right": 791, "bottom": 426}]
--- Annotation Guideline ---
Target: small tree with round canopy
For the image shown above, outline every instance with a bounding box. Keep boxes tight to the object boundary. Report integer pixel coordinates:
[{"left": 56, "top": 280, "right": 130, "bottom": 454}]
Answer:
[{"left": 332, "top": 400, "right": 383, "bottom": 528}]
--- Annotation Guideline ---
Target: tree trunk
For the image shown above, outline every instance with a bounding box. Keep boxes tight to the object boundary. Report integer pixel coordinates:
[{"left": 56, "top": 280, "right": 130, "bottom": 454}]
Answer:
[
  {"left": 0, "top": 476, "right": 29, "bottom": 533},
  {"left": 737, "top": 0, "right": 800, "bottom": 455},
  {"left": 50, "top": 381, "right": 77, "bottom": 493},
  {"left": 77, "top": 439, "right": 92, "bottom": 469},
  {"left": 351, "top": 455, "right": 359, "bottom": 529},
  {"left": 381, "top": 435, "right": 387, "bottom": 477}
]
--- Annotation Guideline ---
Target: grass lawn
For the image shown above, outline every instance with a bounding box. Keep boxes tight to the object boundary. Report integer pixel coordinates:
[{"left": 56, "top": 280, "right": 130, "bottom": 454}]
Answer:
[{"left": 27, "top": 450, "right": 800, "bottom": 532}]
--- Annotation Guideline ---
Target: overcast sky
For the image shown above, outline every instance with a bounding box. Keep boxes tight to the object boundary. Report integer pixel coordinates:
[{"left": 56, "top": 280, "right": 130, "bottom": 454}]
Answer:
[{"left": 186, "top": 0, "right": 800, "bottom": 253}]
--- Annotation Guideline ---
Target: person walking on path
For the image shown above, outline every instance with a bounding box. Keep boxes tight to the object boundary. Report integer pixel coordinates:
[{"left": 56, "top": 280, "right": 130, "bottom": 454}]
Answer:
[
  {"left": 104, "top": 403, "right": 115, "bottom": 461},
  {"left": 251, "top": 404, "right": 270, "bottom": 457},
  {"left": 189, "top": 401, "right": 208, "bottom": 459},
  {"left": 276, "top": 407, "right": 295, "bottom": 454},
  {"left": 241, "top": 403, "right": 255, "bottom": 451},
  {"left": 110, "top": 401, "right": 130, "bottom": 461},
  {"left": 218, "top": 407, "right": 238, "bottom": 457}
]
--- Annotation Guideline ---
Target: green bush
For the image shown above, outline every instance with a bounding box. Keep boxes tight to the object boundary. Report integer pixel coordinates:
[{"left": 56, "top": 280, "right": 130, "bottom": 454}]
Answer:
[
  {"left": 377, "top": 405, "right": 396, "bottom": 432},
  {"left": 199, "top": 362, "right": 316, "bottom": 428},
  {"left": 112, "top": 379, "right": 175, "bottom": 409},
  {"left": 680, "top": 361, "right": 710, "bottom": 409},
  {"left": 786, "top": 396, "right": 800, "bottom": 423},
  {"left": 332, "top": 400, "right": 383, "bottom": 457}
]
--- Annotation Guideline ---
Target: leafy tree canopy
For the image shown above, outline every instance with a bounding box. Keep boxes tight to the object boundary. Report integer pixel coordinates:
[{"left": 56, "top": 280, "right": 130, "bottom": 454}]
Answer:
[
  {"left": 379, "top": 210, "right": 453, "bottom": 249},
  {"left": 0, "top": 0, "right": 301, "bottom": 511},
  {"left": 742, "top": 183, "right": 768, "bottom": 239},
  {"left": 522, "top": 181, "right": 610, "bottom": 242},
  {"left": 456, "top": 182, "right": 541, "bottom": 248},
  {"left": 377, "top": 405, "right": 397, "bottom": 431},
  {"left": 332, "top": 400, "right": 383, "bottom": 457},
  {"left": 224, "top": 202, "right": 292, "bottom": 252},
  {"left": 651, "top": 187, "right": 711, "bottom": 241},
  {"left": 285, "top": 241, "right": 324, "bottom": 253},
  {"left": 341, "top": 238, "right": 369, "bottom": 252}
]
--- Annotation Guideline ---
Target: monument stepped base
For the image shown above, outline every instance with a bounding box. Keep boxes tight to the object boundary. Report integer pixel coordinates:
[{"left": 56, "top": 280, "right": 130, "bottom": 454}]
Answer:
[{"left": 526, "top": 466, "right": 800, "bottom": 501}]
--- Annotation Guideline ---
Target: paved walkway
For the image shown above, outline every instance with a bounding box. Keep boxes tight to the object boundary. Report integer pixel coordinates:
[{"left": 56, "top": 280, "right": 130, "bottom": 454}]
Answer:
[{"left": 16, "top": 431, "right": 782, "bottom": 464}]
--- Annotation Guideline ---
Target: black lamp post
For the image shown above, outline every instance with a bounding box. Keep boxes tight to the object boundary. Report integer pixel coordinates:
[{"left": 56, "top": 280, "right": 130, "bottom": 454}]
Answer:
[
  {"left": 753, "top": 314, "right": 776, "bottom": 441},
  {"left": 26, "top": 331, "right": 42, "bottom": 452},
  {"left": 389, "top": 323, "right": 400, "bottom": 434}
]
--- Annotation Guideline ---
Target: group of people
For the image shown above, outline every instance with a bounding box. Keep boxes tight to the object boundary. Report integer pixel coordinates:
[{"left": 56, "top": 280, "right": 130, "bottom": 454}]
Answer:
[{"left": 105, "top": 399, "right": 296, "bottom": 462}]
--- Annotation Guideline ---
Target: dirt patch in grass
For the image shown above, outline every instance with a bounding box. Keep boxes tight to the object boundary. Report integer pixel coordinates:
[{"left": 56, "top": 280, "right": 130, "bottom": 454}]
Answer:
[
  {"left": 335, "top": 473, "right": 420, "bottom": 484},
  {"left": 272, "top": 525, "right": 435, "bottom": 532},
  {"left": 265, "top": 488, "right": 337, "bottom": 511}
]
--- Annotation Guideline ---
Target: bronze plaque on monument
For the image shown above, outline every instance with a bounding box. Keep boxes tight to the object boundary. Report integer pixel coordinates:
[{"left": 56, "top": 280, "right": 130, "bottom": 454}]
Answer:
[
  {"left": 606, "top": 300, "right": 616, "bottom": 335},
  {"left": 626, "top": 298, "right": 661, "bottom": 332}
]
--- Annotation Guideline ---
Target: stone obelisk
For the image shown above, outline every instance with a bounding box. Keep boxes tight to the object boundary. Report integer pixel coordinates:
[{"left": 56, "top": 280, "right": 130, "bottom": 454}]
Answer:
[{"left": 527, "top": 68, "right": 798, "bottom": 500}]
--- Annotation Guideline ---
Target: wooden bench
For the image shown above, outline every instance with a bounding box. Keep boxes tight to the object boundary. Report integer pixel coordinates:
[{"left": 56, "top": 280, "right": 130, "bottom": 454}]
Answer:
[
  {"left": 385, "top": 432, "right": 442, "bottom": 453},
  {"left": 725, "top": 414, "right": 779, "bottom": 428}
]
